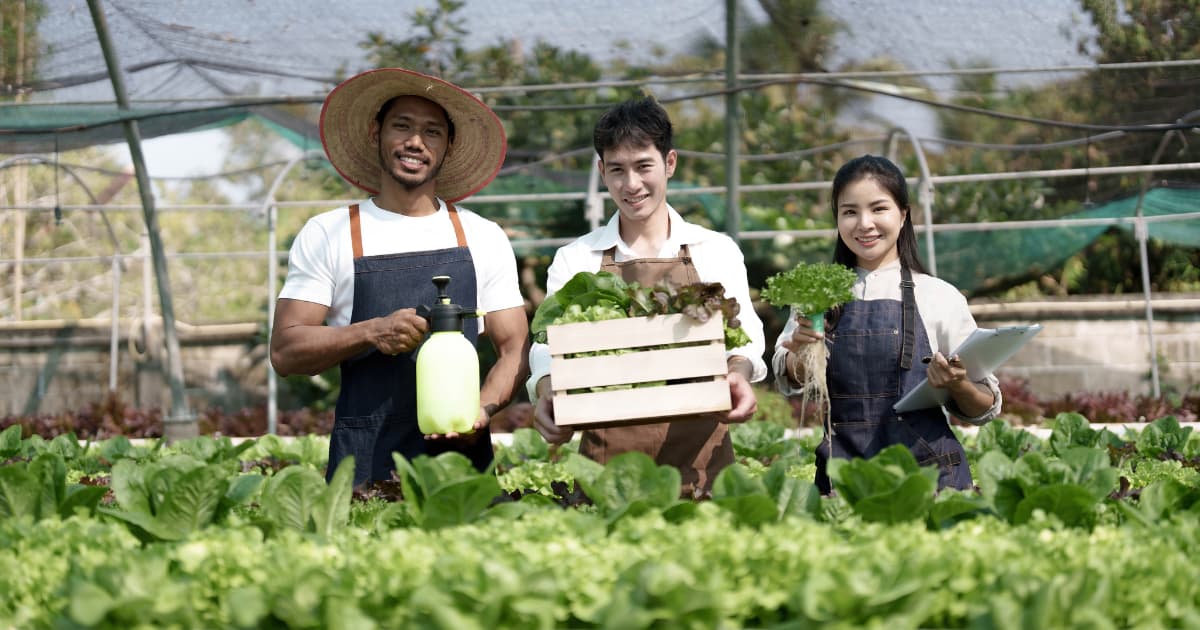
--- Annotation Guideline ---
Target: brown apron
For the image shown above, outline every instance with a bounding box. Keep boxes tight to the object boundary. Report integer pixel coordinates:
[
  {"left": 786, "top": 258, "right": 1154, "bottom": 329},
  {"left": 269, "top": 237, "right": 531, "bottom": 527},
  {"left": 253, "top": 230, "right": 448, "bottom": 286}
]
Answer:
[{"left": 578, "top": 244, "right": 734, "bottom": 496}]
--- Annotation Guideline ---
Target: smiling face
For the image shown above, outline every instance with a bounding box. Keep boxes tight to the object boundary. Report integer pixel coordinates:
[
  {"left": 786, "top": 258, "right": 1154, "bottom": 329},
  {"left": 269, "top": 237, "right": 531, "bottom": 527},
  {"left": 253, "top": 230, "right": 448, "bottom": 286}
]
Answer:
[
  {"left": 370, "top": 95, "right": 451, "bottom": 194},
  {"left": 599, "top": 142, "right": 677, "bottom": 227},
  {"left": 836, "top": 175, "right": 908, "bottom": 271}
]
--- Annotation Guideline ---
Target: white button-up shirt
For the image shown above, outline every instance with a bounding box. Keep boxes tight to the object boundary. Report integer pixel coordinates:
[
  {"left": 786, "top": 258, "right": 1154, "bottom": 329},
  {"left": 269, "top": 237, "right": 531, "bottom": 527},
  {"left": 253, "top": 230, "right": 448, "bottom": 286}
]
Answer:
[
  {"left": 771, "top": 259, "right": 1002, "bottom": 425},
  {"left": 527, "top": 205, "right": 768, "bottom": 402}
]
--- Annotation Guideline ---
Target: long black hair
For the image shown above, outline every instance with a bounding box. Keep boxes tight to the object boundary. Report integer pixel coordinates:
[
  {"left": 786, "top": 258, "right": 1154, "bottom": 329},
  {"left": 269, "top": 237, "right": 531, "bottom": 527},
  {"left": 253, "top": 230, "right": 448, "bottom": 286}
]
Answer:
[
  {"left": 831, "top": 154, "right": 927, "bottom": 274},
  {"left": 826, "top": 155, "right": 928, "bottom": 331}
]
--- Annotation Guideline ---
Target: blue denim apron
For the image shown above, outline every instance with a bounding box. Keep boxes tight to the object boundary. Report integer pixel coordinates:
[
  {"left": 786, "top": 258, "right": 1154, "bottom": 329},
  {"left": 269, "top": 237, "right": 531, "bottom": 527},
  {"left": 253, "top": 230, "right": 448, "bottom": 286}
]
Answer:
[
  {"left": 327, "top": 202, "right": 492, "bottom": 485},
  {"left": 814, "top": 266, "right": 971, "bottom": 494}
]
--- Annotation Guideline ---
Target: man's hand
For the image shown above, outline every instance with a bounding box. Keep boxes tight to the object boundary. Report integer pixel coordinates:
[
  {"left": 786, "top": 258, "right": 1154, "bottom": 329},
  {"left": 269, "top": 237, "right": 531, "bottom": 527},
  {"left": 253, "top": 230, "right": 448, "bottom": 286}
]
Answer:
[
  {"left": 532, "top": 377, "right": 573, "bottom": 445},
  {"left": 423, "top": 405, "right": 491, "bottom": 443},
  {"left": 722, "top": 370, "right": 757, "bottom": 423},
  {"left": 371, "top": 308, "right": 429, "bottom": 356}
]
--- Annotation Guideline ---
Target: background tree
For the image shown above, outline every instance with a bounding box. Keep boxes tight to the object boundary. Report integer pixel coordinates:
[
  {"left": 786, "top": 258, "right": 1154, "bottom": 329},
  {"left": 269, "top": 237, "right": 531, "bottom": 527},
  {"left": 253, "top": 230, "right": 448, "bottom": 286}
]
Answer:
[{"left": 928, "top": 0, "right": 1200, "bottom": 297}]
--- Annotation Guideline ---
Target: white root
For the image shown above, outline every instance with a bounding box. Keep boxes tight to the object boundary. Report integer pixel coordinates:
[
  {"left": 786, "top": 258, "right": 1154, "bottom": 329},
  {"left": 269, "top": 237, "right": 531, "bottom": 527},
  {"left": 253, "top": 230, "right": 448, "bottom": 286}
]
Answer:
[{"left": 796, "top": 342, "right": 831, "bottom": 426}]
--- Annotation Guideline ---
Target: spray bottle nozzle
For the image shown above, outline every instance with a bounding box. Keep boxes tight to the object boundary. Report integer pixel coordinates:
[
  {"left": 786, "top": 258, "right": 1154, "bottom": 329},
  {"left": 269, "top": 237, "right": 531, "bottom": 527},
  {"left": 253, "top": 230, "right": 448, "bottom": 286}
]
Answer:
[
  {"left": 417, "top": 275, "right": 479, "bottom": 332},
  {"left": 431, "top": 275, "right": 452, "bottom": 304}
]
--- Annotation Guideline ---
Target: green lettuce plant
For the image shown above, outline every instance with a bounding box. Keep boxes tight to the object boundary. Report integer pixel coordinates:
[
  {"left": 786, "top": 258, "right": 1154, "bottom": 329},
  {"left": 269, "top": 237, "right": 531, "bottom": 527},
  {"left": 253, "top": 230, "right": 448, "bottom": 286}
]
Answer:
[
  {"left": 761, "top": 262, "right": 856, "bottom": 332},
  {"left": 761, "top": 262, "right": 856, "bottom": 421},
  {"left": 530, "top": 271, "right": 751, "bottom": 350}
]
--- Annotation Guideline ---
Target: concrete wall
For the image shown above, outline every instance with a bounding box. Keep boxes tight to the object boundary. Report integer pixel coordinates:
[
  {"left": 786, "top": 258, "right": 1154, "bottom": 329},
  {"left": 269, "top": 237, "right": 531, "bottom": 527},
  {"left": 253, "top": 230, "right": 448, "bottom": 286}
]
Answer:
[
  {"left": 972, "top": 295, "right": 1200, "bottom": 397},
  {"left": 1, "top": 295, "right": 1198, "bottom": 415}
]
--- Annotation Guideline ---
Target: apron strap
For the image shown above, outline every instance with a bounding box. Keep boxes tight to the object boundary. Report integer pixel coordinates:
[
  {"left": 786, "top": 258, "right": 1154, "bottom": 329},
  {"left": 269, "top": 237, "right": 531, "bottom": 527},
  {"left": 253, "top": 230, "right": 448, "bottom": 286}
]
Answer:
[
  {"left": 899, "top": 265, "right": 916, "bottom": 370},
  {"left": 600, "top": 243, "right": 692, "bottom": 267},
  {"left": 446, "top": 201, "right": 468, "bottom": 248},
  {"left": 349, "top": 203, "right": 364, "bottom": 259},
  {"left": 349, "top": 201, "right": 467, "bottom": 260}
]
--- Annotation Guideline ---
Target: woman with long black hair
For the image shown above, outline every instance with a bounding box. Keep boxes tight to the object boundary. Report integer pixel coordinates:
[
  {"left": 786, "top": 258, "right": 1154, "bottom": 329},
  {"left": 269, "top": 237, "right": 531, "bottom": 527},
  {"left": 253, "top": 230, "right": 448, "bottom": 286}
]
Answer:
[{"left": 773, "top": 155, "right": 1001, "bottom": 494}]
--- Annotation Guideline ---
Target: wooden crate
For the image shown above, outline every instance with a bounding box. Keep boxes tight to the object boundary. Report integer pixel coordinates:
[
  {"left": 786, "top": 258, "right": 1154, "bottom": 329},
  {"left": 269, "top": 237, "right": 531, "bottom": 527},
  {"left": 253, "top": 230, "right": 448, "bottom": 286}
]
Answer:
[{"left": 547, "top": 313, "right": 731, "bottom": 429}]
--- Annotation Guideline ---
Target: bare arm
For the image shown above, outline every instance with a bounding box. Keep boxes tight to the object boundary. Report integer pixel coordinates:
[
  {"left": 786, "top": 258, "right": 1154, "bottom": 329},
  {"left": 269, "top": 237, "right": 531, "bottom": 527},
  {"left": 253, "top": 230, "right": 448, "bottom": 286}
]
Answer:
[
  {"left": 477, "top": 305, "right": 530, "bottom": 427},
  {"left": 269, "top": 297, "right": 428, "bottom": 377}
]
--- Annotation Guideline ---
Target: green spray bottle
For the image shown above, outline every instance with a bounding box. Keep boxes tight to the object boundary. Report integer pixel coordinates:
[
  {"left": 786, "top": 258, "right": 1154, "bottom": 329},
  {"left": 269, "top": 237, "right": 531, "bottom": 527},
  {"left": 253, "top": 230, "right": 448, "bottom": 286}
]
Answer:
[{"left": 415, "top": 275, "right": 481, "bottom": 435}]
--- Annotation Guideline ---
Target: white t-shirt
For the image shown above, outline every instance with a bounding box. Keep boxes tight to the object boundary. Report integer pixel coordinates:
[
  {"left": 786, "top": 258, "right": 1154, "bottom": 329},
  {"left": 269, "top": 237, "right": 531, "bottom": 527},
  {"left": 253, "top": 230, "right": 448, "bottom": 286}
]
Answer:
[
  {"left": 527, "top": 205, "right": 768, "bottom": 402},
  {"left": 279, "top": 198, "right": 524, "bottom": 331},
  {"left": 771, "top": 260, "right": 1002, "bottom": 424}
]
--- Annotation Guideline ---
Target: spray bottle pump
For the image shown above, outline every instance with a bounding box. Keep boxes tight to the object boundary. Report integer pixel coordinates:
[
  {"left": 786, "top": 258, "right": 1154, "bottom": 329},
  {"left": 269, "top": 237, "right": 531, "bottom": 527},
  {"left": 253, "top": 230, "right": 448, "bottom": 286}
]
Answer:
[{"left": 415, "top": 275, "right": 482, "bottom": 435}]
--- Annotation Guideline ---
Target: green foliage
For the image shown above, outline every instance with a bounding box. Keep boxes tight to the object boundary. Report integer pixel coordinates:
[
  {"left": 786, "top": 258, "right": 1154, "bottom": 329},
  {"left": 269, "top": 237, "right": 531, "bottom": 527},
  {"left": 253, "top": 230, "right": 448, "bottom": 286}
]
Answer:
[
  {"left": 761, "top": 261, "right": 856, "bottom": 319},
  {"left": 98, "top": 457, "right": 260, "bottom": 543},
  {"left": 576, "top": 451, "right": 683, "bottom": 527},
  {"left": 974, "top": 418, "right": 1042, "bottom": 461},
  {"left": 529, "top": 271, "right": 629, "bottom": 343},
  {"left": 392, "top": 452, "right": 503, "bottom": 530},
  {"left": 0, "top": 451, "right": 105, "bottom": 521},
  {"left": 4, "top": 422, "right": 1200, "bottom": 627},
  {"left": 710, "top": 459, "right": 821, "bottom": 527},
  {"left": 531, "top": 271, "right": 751, "bottom": 350},
  {"left": 931, "top": 1, "right": 1200, "bottom": 298},
  {"left": 975, "top": 446, "right": 1119, "bottom": 528},
  {"left": 1135, "top": 415, "right": 1194, "bottom": 459},
  {"left": 1047, "top": 411, "right": 1117, "bottom": 456},
  {"left": 826, "top": 444, "right": 939, "bottom": 524},
  {"left": 0, "top": 0, "right": 46, "bottom": 93}
]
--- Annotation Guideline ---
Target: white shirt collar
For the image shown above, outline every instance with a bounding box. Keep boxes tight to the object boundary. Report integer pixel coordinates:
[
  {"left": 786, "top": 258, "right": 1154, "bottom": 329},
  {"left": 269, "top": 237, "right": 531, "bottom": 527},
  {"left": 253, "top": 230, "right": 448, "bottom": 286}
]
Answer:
[
  {"left": 583, "top": 204, "right": 711, "bottom": 258},
  {"left": 856, "top": 258, "right": 902, "bottom": 278}
]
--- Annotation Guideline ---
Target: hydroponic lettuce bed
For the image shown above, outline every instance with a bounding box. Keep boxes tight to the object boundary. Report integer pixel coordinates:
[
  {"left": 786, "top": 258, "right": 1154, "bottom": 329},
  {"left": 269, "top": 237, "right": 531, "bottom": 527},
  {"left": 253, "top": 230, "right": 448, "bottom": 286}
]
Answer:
[{"left": 1, "top": 414, "right": 1198, "bottom": 629}]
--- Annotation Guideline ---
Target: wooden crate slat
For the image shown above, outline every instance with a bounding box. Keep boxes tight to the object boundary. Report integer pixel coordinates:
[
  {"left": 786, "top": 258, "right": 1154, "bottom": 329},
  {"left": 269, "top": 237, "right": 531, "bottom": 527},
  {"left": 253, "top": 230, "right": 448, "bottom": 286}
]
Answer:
[
  {"left": 550, "top": 343, "right": 726, "bottom": 390},
  {"left": 547, "top": 313, "right": 722, "bottom": 355},
  {"left": 553, "top": 380, "right": 731, "bottom": 428}
]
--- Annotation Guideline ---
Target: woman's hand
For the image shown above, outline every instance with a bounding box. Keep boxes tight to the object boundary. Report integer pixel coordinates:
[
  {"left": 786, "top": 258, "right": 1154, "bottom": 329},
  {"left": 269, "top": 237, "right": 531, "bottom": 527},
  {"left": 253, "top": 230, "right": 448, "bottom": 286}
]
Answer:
[
  {"left": 924, "top": 352, "right": 969, "bottom": 392},
  {"left": 925, "top": 352, "right": 996, "bottom": 418},
  {"left": 779, "top": 314, "right": 823, "bottom": 385},
  {"left": 779, "top": 314, "right": 822, "bottom": 354}
]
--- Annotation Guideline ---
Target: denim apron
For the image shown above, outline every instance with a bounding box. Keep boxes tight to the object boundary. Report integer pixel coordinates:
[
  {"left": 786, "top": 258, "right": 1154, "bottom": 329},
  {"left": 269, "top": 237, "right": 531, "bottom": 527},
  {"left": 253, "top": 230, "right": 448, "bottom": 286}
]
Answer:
[
  {"left": 578, "top": 244, "right": 734, "bottom": 496},
  {"left": 327, "top": 202, "right": 492, "bottom": 485},
  {"left": 814, "top": 266, "right": 971, "bottom": 494}
]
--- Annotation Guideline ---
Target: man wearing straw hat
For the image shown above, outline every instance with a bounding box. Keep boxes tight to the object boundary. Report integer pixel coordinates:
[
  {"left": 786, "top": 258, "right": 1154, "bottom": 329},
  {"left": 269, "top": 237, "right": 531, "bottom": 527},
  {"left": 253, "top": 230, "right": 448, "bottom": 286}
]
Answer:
[{"left": 270, "top": 68, "right": 529, "bottom": 486}]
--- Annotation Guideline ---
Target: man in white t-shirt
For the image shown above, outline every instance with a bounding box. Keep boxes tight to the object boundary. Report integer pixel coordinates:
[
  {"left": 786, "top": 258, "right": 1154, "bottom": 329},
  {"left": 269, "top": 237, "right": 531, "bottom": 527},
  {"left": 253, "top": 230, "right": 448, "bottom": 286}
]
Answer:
[{"left": 270, "top": 68, "right": 528, "bottom": 486}]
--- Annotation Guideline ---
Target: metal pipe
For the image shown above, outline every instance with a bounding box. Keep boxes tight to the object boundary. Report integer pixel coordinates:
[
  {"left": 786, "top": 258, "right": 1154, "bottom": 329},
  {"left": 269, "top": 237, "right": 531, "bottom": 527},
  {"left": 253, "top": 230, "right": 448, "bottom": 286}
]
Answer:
[
  {"left": 3, "top": 209, "right": 1200, "bottom": 262},
  {"left": 86, "top": 0, "right": 194, "bottom": 438},
  {"left": 884, "top": 127, "right": 938, "bottom": 275},
  {"left": 1129, "top": 109, "right": 1200, "bottom": 398},
  {"left": 257, "top": 149, "right": 324, "bottom": 435},
  {"left": 724, "top": 0, "right": 741, "bottom": 239},
  {"left": 109, "top": 254, "right": 120, "bottom": 391},
  {"left": 585, "top": 153, "right": 602, "bottom": 231},
  {"left": 5, "top": 160, "right": 1198, "bottom": 214}
]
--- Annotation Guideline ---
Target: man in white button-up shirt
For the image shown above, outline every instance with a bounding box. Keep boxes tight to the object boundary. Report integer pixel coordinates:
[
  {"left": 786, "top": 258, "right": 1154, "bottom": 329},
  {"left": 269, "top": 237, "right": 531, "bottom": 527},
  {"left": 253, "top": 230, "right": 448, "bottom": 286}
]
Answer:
[{"left": 525, "top": 97, "right": 766, "bottom": 495}]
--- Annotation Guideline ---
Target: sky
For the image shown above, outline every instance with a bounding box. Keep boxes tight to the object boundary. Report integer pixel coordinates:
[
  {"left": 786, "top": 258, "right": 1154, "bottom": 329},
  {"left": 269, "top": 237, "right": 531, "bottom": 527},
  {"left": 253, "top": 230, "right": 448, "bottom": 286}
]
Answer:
[{"left": 111, "top": 0, "right": 1098, "bottom": 188}]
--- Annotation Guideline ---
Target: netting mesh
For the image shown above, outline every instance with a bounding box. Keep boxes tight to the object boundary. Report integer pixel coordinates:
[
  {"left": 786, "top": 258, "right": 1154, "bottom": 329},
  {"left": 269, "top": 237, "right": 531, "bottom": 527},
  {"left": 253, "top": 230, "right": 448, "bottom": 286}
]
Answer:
[
  {"left": 937, "top": 187, "right": 1200, "bottom": 293},
  {"left": 5, "top": 0, "right": 736, "bottom": 151}
]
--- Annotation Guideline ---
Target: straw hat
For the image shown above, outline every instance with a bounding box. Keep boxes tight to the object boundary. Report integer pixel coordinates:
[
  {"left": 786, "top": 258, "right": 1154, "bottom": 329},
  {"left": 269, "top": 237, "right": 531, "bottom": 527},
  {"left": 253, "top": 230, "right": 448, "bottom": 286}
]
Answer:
[{"left": 319, "top": 68, "right": 507, "bottom": 202}]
